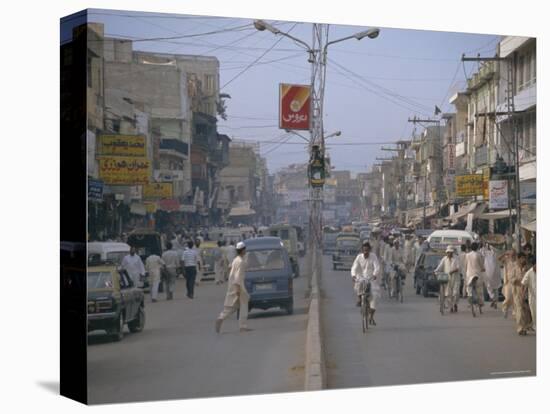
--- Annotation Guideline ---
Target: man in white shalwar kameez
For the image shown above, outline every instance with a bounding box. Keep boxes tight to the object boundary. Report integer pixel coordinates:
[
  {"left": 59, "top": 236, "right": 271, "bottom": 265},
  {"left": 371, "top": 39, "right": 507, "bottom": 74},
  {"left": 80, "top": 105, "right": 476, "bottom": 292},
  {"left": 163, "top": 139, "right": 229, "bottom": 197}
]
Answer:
[
  {"left": 121, "top": 246, "right": 146, "bottom": 288},
  {"left": 145, "top": 254, "right": 165, "bottom": 302},
  {"left": 351, "top": 241, "right": 381, "bottom": 325},
  {"left": 434, "top": 245, "right": 460, "bottom": 312},
  {"left": 521, "top": 262, "right": 536, "bottom": 331},
  {"left": 465, "top": 242, "right": 486, "bottom": 308},
  {"left": 482, "top": 243, "right": 502, "bottom": 309},
  {"left": 216, "top": 242, "right": 252, "bottom": 333}
]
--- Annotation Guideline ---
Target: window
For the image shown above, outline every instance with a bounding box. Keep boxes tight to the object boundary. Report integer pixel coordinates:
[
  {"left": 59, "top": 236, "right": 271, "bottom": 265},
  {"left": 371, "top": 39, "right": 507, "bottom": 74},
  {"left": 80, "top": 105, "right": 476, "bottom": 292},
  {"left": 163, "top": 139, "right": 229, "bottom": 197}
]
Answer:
[
  {"left": 205, "top": 74, "right": 215, "bottom": 92},
  {"left": 88, "top": 271, "right": 113, "bottom": 289},
  {"left": 246, "top": 249, "right": 285, "bottom": 272}
]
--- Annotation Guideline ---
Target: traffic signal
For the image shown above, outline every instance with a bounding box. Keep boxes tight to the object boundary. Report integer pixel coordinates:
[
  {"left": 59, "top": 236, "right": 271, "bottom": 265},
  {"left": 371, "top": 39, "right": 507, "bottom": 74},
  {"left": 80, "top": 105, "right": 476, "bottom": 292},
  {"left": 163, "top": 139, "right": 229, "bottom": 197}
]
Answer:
[{"left": 309, "top": 145, "right": 325, "bottom": 187}]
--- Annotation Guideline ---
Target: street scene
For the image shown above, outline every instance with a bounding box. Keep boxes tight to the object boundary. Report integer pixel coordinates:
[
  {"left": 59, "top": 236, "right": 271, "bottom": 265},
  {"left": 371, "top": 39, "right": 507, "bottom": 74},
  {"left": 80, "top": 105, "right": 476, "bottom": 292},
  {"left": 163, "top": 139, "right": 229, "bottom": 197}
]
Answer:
[{"left": 61, "top": 9, "right": 536, "bottom": 404}]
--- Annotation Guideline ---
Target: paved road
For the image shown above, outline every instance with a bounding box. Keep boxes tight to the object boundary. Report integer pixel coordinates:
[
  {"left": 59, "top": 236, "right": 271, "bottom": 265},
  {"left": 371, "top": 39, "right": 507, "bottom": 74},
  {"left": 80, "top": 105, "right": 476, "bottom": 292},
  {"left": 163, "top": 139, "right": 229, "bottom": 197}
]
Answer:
[
  {"left": 87, "top": 261, "right": 308, "bottom": 404},
  {"left": 321, "top": 254, "right": 536, "bottom": 389}
]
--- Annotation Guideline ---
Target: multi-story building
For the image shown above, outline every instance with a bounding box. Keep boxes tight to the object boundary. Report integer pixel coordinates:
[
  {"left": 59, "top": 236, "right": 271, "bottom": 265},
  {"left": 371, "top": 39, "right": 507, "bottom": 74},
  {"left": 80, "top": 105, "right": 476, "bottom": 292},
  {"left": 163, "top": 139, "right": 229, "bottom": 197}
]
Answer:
[{"left": 496, "top": 36, "right": 537, "bottom": 234}]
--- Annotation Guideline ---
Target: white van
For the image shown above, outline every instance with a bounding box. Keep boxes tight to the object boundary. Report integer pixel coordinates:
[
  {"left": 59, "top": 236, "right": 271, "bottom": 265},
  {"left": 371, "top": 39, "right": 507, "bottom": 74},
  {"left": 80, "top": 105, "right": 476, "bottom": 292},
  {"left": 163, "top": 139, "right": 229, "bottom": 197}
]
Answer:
[
  {"left": 427, "top": 230, "right": 477, "bottom": 250},
  {"left": 88, "top": 242, "right": 131, "bottom": 265}
]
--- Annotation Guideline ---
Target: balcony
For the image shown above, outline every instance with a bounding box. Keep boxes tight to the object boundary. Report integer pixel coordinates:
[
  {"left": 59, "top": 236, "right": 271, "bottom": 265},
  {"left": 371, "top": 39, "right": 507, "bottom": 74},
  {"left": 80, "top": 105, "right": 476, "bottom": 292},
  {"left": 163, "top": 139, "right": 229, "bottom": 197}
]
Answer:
[{"left": 159, "top": 138, "right": 189, "bottom": 159}]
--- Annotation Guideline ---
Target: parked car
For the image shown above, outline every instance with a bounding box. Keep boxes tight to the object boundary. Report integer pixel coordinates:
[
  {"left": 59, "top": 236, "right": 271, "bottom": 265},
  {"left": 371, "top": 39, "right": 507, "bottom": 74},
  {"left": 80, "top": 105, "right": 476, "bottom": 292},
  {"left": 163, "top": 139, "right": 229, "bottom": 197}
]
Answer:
[
  {"left": 268, "top": 224, "right": 300, "bottom": 278},
  {"left": 87, "top": 264, "right": 145, "bottom": 341},
  {"left": 414, "top": 251, "right": 445, "bottom": 297},
  {"left": 243, "top": 237, "right": 294, "bottom": 315},
  {"left": 88, "top": 242, "right": 130, "bottom": 265},
  {"left": 332, "top": 233, "right": 360, "bottom": 270}
]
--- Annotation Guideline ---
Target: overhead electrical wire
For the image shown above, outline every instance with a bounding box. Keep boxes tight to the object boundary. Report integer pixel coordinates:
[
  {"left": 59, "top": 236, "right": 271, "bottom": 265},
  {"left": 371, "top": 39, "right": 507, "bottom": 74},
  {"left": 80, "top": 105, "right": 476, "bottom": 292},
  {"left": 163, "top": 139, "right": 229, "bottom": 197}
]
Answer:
[{"left": 220, "top": 22, "right": 300, "bottom": 90}]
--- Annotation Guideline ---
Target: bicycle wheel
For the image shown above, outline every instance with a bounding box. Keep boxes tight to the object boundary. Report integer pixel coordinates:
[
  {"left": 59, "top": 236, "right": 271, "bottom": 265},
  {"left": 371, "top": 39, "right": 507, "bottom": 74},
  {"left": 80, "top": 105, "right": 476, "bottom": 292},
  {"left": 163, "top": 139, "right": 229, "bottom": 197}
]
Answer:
[
  {"left": 470, "top": 287, "right": 477, "bottom": 317},
  {"left": 440, "top": 284, "right": 445, "bottom": 315},
  {"left": 361, "top": 295, "right": 368, "bottom": 333}
]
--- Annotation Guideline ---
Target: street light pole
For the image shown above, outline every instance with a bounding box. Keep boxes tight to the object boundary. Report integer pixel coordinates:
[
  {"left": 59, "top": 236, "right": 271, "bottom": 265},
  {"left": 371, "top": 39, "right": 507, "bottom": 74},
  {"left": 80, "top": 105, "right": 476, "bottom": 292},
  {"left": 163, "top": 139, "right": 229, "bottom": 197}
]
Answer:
[{"left": 253, "top": 20, "right": 379, "bottom": 249}]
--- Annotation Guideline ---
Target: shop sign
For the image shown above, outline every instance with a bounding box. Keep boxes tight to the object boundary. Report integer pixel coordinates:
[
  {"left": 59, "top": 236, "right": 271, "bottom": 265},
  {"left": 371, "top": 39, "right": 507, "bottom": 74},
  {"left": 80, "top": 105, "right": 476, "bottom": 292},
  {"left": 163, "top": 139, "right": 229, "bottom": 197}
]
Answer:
[
  {"left": 88, "top": 178, "right": 103, "bottom": 201},
  {"left": 455, "top": 174, "right": 483, "bottom": 197},
  {"left": 98, "top": 135, "right": 146, "bottom": 157},
  {"left": 489, "top": 180, "right": 509, "bottom": 209},
  {"left": 143, "top": 183, "right": 173, "bottom": 199},
  {"left": 98, "top": 157, "right": 150, "bottom": 185}
]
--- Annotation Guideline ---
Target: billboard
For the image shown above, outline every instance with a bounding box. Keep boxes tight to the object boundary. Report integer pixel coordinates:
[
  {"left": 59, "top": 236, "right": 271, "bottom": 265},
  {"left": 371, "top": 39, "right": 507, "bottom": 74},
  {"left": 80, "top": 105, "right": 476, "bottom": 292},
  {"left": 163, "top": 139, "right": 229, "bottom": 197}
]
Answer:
[
  {"left": 455, "top": 174, "right": 484, "bottom": 197},
  {"left": 143, "top": 182, "right": 173, "bottom": 199},
  {"left": 489, "top": 180, "right": 509, "bottom": 209},
  {"left": 98, "top": 134, "right": 147, "bottom": 157},
  {"left": 279, "top": 83, "right": 311, "bottom": 130},
  {"left": 98, "top": 157, "right": 150, "bottom": 185}
]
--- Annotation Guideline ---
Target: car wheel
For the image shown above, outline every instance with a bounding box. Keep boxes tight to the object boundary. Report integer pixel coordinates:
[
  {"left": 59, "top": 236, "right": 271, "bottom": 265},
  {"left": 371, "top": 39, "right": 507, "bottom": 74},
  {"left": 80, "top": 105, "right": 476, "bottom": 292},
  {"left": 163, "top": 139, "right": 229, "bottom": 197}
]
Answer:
[
  {"left": 285, "top": 300, "right": 294, "bottom": 315},
  {"left": 110, "top": 313, "right": 124, "bottom": 342},
  {"left": 128, "top": 305, "right": 145, "bottom": 333},
  {"left": 422, "top": 282, "right": 429, "bottom": 298}
]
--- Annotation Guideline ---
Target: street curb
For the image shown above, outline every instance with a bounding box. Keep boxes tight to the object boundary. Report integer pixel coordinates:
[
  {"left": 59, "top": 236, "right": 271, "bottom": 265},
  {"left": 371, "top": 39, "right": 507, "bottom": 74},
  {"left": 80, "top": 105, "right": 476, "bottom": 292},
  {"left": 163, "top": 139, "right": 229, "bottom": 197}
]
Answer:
[{"left": 305, "top": 249, "right": 325, "bottom": 391}]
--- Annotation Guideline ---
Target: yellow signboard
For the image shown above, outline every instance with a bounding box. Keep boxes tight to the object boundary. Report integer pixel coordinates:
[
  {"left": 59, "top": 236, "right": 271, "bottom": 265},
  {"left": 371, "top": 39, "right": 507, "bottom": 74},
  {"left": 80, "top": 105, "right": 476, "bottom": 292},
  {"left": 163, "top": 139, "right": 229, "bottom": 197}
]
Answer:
[
  {"left": 143, "top": 183, "right": 173, "bottom": 199},
  {"left": 98, "top": 157, "right": 150, "bottom": 185},
  {"left": 98, "top": 135, "right": 146, "bottom": 157},
  {"left": 144, "top": 201, "right": 158, "bottom": 213},
  {"left": 455, "top": 174, "right": 484, "bottom": 197}
]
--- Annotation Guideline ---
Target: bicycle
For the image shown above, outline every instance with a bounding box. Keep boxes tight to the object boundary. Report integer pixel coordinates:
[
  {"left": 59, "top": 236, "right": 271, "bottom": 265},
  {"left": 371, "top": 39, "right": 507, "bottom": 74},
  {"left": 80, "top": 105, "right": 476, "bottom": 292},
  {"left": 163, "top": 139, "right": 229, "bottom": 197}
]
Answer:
[
  {"left": 358, "top": 278, "right": 372, "bottom": 333},
  {"left": 469, "top": 276, "right": 483, "bottom": 317},
  {"left": 390, "top": 265, "right": 404, "bottom": 303},
  {"left": 435, "top": 272, "right": 450, "bottom": 315}
]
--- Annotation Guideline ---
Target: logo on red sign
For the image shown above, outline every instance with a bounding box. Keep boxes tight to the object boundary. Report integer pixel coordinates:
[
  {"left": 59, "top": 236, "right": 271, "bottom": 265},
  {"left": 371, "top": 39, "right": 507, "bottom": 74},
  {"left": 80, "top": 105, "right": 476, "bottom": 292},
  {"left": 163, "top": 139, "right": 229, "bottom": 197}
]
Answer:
[{"left": 279, "top": 84, "right": 311, "bottom": 130}]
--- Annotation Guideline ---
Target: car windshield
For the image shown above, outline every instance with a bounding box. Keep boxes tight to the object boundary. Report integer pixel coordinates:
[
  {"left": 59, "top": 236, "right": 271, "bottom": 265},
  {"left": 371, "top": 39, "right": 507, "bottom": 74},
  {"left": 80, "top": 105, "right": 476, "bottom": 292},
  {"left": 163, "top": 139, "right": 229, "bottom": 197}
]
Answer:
[
  {"left": 425, "top": 255, "right": 443, "bottom": 269},
  {"left": 106, "top": 251, "right": 127, "bottom": 265},
  {"left": 246, "top": 249, "right": 285, "bottom": 272},
  {"left": 88, "top": 271, "right": 113, "bottom": 289},
  {"left": 337, "top": 239, "right": 359, "bottom": 247}
]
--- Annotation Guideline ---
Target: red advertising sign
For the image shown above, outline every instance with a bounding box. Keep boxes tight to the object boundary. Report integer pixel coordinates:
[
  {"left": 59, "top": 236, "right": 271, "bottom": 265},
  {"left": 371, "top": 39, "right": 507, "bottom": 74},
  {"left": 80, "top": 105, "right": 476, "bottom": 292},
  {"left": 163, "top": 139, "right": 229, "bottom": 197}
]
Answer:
[
  {"left": 158, "top": 198, "right": 180, "bottom": 212},
  {"left": 279, "top": 83, "right": 311, "bottom": 130}
]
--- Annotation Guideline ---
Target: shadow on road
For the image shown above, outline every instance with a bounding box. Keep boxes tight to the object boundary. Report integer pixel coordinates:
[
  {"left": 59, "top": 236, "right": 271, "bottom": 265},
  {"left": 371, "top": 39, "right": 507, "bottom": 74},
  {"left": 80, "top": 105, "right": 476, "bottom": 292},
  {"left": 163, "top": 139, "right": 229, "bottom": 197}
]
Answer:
[
  {"left": 87, "top": 332, "right": 124, "bottom": 345},
  {"left": 36, "top": 381, "right": 59, "bottom": 395}
]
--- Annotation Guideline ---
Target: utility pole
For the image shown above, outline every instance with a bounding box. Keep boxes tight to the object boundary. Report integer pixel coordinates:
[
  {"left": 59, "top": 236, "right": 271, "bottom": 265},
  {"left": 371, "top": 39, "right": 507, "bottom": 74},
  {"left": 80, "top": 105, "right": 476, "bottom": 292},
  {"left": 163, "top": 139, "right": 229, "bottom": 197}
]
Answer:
[{"left": 462, "top": 54, "right": 522, "bottom": 250}]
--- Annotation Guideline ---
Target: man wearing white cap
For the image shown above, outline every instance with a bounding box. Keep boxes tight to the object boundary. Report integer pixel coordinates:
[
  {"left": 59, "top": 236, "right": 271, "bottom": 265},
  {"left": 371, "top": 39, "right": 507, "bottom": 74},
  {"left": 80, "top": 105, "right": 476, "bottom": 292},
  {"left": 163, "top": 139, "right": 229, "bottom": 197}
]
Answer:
[
  {"left": 434, "top": 245, "right": 461, "bottom": 312},
  {"left": 215, "top": 241, "right": 252, "bottom": 333}
]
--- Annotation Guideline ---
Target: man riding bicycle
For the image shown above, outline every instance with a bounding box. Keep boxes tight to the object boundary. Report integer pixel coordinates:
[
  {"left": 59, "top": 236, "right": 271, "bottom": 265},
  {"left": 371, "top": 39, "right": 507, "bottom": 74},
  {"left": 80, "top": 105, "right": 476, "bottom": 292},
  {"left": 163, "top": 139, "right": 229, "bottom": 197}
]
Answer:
[
  {"left": 351, "top": 241, "right": 381, "bottom": 324},
  {"left": 389, "top": 239, "right": 406, "bottom": 298},
  {"left": 434, "top": 245, "right": 460, "bottom": 313}
]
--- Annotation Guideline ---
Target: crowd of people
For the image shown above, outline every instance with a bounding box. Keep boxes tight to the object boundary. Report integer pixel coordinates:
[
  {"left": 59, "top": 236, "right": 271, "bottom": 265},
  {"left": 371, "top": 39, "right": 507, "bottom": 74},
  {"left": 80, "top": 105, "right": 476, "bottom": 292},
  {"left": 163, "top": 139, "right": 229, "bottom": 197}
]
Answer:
[{"left": 350, "top": 229, "right": 536, "bottom": 336}]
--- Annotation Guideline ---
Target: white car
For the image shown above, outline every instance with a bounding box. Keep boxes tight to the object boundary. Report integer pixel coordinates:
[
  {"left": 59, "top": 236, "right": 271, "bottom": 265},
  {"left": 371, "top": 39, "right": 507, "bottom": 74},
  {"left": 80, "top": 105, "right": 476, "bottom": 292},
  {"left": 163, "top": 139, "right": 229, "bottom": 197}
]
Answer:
[
  {"left": 88, "top": 242, "right": 131, "bottom": 265},
  {"left": 427, "top": 230, "right": 477, "bottom": 250}
]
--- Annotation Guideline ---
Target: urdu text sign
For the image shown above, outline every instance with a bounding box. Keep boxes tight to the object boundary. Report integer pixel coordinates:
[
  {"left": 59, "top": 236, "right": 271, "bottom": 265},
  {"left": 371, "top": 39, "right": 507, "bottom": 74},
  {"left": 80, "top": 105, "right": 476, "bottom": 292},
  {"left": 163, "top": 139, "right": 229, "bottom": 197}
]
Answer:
[
  {"left": 98, "top": 135, "right": 146, "bottom": 157},
  {"left": 98, "top": 157, "right": 150, "bottom": 185},
  {"left": 143, "top": 183, "right": 173, "bottom": 199},
  {"left": 455, "top": 174, "right": 484, "bottom": 197},
  {"left": 279, "top": 84, "right": 311, "bottom": 130}
]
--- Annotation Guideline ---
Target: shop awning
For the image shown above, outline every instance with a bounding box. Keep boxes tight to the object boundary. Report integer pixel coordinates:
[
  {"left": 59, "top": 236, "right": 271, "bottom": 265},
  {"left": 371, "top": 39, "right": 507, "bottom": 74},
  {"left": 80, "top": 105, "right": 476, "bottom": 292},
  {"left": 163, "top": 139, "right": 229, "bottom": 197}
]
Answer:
[
  {"left": 448, "top": 202, "right": 486, "bottom": 221},
  {"left": 521, "top": 220, "right": 536, "bottom": 232},
  {"left": 130, "top": 203, "right": 146, "bottom": 216},
  {"left": 477, "top": 209, "right": 516, "bottom": 220},
  {"left": 228, "top": 206, "right": 256, "bottom": 217}
]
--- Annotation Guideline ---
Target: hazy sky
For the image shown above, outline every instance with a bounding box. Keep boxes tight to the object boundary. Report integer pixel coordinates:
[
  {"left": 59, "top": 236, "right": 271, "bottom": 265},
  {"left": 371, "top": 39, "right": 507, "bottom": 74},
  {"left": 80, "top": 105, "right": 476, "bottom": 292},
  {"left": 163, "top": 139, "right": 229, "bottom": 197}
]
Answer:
[{"left": 63, "top": 8, "right": 503, "bottom": 174}]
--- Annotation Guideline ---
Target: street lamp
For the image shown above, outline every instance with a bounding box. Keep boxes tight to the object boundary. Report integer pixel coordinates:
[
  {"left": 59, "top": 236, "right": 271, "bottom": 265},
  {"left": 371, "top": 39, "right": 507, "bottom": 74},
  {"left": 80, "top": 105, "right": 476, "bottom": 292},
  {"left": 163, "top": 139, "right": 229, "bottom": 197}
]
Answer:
[{"left": 286, "top": 129, "right": 341, "bottom": 142}]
